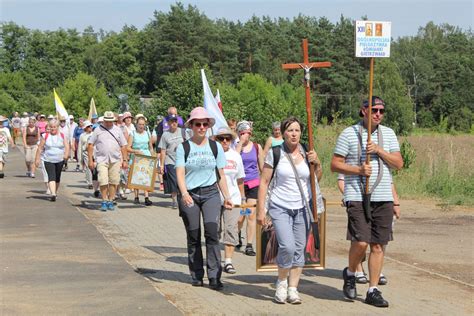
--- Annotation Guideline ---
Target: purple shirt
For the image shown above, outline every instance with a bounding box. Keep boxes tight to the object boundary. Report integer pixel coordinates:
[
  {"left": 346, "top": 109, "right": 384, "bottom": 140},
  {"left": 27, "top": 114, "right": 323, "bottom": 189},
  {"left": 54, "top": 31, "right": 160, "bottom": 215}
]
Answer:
[
  {"left": 241, "top": 143, "right": 259, "bottom": 182},
  {"left": 88, "top": 124, "right": 127, "bottom": 163}
]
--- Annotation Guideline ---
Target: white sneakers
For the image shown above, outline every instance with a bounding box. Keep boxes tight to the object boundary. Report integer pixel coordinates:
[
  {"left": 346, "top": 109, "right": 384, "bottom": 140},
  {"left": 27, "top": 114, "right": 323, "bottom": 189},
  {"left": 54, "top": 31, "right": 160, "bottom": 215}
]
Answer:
[
  {"left": 274, "top": 281, "right": 302, "bottom": 304},
  {"left": 287, "top": 287, "right": 302, "bottom": 304},
  {"left": 274, "top": 280, "right": 288, "bottom": 304}
]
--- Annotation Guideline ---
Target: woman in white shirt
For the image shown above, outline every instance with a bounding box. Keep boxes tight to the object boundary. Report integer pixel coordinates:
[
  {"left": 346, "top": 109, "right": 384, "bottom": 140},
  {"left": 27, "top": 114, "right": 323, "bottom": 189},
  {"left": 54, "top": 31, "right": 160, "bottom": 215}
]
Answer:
[
  {"left": 215, "top": 127, "right": 246, "bottom": 275},
  {"left": 257, "top": 117, "right": 322, "bottom": 304}
]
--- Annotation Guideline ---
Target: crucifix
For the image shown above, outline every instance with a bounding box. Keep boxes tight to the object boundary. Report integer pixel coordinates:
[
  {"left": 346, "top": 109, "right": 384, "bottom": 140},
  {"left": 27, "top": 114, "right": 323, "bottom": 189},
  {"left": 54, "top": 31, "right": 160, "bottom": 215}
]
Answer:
[{"left": 282, "top": 39, "right": 331, "bottom": 226}]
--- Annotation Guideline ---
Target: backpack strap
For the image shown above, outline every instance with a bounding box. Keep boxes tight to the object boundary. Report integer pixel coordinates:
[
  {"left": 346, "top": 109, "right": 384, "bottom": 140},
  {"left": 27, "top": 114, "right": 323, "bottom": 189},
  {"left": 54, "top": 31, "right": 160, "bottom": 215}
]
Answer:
[
  {"left": 180, "top": 127, "right": 186, "bottom": 141},
  {"left": 209, "top": 139, "right": 218, "bottom": 159},
  {"left": 183, "top": 139, "right": 220, "bottom": 181},
  {"left": 270, "top": 145, "right": 281, "bottom": 180},
  {"left": 183, "top": 140, "right": 191, "bottom": 163}
]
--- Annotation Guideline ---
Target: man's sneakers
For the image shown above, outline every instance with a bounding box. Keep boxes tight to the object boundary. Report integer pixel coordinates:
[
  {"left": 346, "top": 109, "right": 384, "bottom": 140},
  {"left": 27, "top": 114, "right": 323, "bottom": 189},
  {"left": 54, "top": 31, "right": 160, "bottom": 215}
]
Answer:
[
  {"left": 378, "top": 274, "right": 388, "bottom": 285},
  {"left": 274, "top": 280, "right": 288, "bottom": 304},
  {"left": 107, "top": 201, "right": 115, "bottom": 211},
  {"left": 365, "top": 288, "right": 389, "bottom": 308},
  {"left": 342, "top": 267, "right": 357, "bottom": 300},
  {"left": 100, "top": 201, "right": 108, "bottom": 212}
]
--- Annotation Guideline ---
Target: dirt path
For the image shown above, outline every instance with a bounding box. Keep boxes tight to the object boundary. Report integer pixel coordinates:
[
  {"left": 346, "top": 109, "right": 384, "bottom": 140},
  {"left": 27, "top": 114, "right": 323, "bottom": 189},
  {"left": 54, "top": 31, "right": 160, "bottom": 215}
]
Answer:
[{"left": 58, "top": 170, "right": 473, "bottom": 315}]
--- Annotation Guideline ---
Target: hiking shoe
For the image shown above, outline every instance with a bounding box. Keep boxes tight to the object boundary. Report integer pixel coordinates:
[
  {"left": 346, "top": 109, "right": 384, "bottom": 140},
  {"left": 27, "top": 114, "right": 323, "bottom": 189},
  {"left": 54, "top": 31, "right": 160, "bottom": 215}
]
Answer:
[
  {"left": 191, "top": 279, "right": 204, "bottom": 287},
  {"left": 365, "top": 288, "right": 389, "bottom": 308},
  {"left": 134, "top": 197, "right": 140, "bottom": 204},
  {"left": 0, "top": 172, "right": 4, "bottom": 178},
  {"left": 50, "top": 195, "right": 56, "bottom": 202},
  {"left": 287, "top": 287, "right": 302, "bottom": 304},
  {"left": 223, "top": 263, "right": 236, "bottom": 274},
  {"left": 245, "top": 244, "right": 256, "bottom": 256},
  {"left": 93, "top": 190, "right": 100, "bottom": 198},
  {"left": 30, "top": 173, "right": 35, "bottom": 178},
  {"left": 171, "top": 200, "right": 178, "bottom": 209},
  {"left": 107, "top": 201, "right": 115, "bottom": 211},
  {"left": 274, "top": 280, "right": 288, "bottom": 304},
  {"left": 144, "top": 197, "right": 152, "bottom": 206},
  {"left": 75, "top": 165, "right": 80, "bottom": 172},
  {"left": 100, "top": 201, "right": 108, "bottom": 212},
  {"left": 209, "top": 278, "right": 224, "bottom": 291},
  {"left": 342, "top": 267, "right": 357, "bottom": 300},
  {"left": 355, "top": 272, "right": 368, "bottom": 284},
  {"left": 378, "top": 274, "right": 388, "bottom": 285}
]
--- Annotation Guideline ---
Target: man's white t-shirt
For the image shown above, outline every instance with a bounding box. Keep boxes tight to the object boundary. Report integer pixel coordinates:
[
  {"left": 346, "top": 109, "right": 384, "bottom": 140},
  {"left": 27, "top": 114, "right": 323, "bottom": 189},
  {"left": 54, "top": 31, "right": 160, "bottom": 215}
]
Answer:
[{"left": 222, "top": 148, "right": 246, "bottom": 205}]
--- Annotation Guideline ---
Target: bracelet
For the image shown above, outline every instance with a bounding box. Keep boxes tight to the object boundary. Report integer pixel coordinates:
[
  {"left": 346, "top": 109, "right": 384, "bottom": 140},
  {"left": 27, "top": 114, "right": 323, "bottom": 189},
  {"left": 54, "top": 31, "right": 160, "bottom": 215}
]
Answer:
[{"left": 393, "top": 204, "right": 400, "bottom": 206}]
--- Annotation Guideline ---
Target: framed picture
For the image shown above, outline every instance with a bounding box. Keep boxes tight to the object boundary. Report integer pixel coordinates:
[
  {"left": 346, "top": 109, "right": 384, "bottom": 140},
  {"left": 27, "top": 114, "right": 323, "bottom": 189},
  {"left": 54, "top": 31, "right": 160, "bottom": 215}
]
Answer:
[
  {"left": 127, "top": 154, "right": 158, "bottom": 191},
  {"left": 256, "top": 200, "right": 327, "bottom": 272}
]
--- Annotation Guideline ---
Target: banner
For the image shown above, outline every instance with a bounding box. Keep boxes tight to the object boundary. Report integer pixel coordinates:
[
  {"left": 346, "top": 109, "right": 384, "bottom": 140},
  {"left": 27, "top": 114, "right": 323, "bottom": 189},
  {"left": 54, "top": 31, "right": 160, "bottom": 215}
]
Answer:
[
  {"left": 201, "top": 69, "right": 227, "bottom": 134},
  {"left": 355, "top": 21, "right": 391, "bottom": 58},
  {"left": 88, "top": 97, "right": 97, "bottom": 121},
  {"left": 53, "top": 89, "right": 69, "bottom": 123}
]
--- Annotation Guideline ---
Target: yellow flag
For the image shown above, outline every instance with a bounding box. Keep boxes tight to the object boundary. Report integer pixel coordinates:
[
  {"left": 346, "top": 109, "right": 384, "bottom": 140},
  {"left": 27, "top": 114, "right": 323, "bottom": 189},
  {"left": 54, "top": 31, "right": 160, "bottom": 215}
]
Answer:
[
  {"left": 53, "top": 89, "right": 69, "bottom": 121},
  {"left": 88, "top": 97, "right": 97, "bottom": 121}
]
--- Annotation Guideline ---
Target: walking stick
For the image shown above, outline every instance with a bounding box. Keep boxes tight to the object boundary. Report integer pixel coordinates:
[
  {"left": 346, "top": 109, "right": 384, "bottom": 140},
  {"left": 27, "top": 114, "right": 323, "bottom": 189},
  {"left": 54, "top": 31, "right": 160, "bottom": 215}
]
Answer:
[{"left": 363, "top": 57, "right": 375, "bottom": 222}]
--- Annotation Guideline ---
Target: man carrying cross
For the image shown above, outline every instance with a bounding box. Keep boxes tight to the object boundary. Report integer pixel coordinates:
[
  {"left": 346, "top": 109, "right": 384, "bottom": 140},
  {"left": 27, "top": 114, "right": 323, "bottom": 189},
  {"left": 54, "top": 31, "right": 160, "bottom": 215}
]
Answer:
[{"left": 330, "top": 96, "right": 403, "bottom": 308}]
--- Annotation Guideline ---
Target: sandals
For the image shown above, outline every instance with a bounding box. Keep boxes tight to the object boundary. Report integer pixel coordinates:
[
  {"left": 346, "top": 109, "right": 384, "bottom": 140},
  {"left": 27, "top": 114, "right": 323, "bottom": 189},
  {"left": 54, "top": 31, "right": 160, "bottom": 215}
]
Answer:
[
  {"left": 355, "top": 273, "right": 368, "bottom": 284},
  {"left": 244, "top": 245, "right": 256, "bottom": 256},
  {"left": 378, "top": 274, "right": 388, "bottom": 285},
  {"left": 223, "top": 263, "right": 236, "bottom": 274}
]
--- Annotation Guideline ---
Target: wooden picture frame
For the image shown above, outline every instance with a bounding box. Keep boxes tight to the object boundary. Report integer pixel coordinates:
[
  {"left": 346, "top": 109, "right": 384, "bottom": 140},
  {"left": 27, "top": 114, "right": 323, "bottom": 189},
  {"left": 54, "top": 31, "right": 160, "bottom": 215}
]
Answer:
[
  {"left": 256, "top": 200, "right": 327, "bottom": 272},
  {"left": 127, "top": 154, "right": 158, "bottom": 191}
]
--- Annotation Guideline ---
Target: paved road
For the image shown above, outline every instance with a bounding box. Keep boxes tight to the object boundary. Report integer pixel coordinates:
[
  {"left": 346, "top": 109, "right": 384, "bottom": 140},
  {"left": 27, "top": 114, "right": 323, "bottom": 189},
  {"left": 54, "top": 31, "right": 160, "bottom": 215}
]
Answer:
[
  {"left": 2, "top": 147, "right": 473, "bottom": 315},
  {"left": 0, "top": 148, "right": 180, "bottom": 315}
]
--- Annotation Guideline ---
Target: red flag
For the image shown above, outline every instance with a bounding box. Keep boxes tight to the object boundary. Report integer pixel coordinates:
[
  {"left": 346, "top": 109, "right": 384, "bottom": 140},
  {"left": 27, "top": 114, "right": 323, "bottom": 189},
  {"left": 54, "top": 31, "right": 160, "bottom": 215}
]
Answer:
[{"left": 214, "top": 89, "right": 222, "bottom": 112}]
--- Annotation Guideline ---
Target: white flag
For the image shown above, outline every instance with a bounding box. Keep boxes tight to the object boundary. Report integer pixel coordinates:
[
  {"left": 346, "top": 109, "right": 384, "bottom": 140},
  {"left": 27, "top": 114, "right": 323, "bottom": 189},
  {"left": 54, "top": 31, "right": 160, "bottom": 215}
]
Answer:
[{"left": 201, "top": 69, "right": 227, "bottom": 134}]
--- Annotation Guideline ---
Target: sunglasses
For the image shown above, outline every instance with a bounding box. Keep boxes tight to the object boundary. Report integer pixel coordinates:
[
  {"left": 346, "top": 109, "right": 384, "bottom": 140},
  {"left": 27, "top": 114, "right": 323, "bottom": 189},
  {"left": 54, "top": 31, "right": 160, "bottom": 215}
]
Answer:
[
  {"left": 217, "top": 136, "right": 232, "bottom": 142},
  {"left": 193, "top": 122, "right": 209, "bottom": 128},
  {"left": 371, "top": 108, "right": 385, "bottom": 114}
]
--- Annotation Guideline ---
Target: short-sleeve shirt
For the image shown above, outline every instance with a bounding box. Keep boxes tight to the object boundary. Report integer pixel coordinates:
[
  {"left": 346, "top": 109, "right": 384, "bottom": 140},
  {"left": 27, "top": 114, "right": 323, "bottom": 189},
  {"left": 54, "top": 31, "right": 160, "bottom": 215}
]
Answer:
[
  {"left": 334, "top": 123, "right": 400, "bottom": 202},
  {"left": 88, "top": 124, "right": 127, "bottom": 164},
  {"left": 158, "top": 128, "right": 184, "bottom": 165},
  {"left": 175, "top": 140, "right": 226, "bottom": 190},
  {"left": 20, "top": 117, "right": 29, "bottom": 128},
  {"left": 11, "top": 117, "right": 21, "bottom": 128},
  {"left": 223, "top": 149, "right": 246, "bottom": 204},
  {"left": 0, "top": 127, "right": 12, "bottom": 153}
]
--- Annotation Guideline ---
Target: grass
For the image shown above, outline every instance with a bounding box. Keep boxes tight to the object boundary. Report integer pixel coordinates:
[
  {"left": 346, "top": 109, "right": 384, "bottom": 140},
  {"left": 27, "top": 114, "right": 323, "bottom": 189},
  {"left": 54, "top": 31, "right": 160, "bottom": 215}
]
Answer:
[{"left": 313, "top": 125, "right": 474, "bottom": 206}]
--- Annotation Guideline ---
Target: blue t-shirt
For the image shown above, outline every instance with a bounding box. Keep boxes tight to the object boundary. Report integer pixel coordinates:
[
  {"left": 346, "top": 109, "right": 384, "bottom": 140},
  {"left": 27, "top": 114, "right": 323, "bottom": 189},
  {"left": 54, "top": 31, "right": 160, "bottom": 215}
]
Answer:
[{"left": 175, "top": 140, "right": 226, "bottom": 190}]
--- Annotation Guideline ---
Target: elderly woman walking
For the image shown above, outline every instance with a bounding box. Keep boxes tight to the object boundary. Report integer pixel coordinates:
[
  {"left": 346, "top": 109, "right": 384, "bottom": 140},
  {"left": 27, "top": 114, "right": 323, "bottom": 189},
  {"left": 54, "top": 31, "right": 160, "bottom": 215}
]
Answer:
[
  {"left": 35, "top": 119, "right": 70, "bottom": 201},
  {"left": 257, "top": 116, "right": 323, "bottom": 304},
  {"left": 175, "top": 107, "right": 232, "bottom": 290}
]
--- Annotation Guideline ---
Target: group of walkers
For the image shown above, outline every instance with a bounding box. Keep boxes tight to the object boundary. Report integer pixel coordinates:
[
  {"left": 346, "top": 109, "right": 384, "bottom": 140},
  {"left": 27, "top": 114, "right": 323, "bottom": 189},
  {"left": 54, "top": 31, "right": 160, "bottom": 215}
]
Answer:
[{"left": 1, "top": 95, "right": 402, "bottom": 308}]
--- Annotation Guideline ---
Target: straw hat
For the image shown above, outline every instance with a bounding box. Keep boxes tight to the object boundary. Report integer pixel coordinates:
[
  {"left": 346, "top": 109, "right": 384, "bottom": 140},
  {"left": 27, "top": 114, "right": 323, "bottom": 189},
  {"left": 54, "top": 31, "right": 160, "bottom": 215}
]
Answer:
[
  {"left": 83, "top": 120, "right": 93, "bottom": 129},
  {"left": 122, "top": 112, "right": 132, "bottom": 119},
  {"left": 0, "top": 115, "right": 7, "bottom": 122},
  {"left": 103, "top": 111, "right": 116, "bottom": 122},
  {"left": 216, "top": 126, "right": 237, "bottom": 141}
]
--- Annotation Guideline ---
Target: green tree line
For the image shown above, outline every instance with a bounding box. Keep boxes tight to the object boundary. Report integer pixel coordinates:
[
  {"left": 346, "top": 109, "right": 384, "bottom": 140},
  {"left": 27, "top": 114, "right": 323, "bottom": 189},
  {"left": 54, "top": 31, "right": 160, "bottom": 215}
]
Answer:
[{"left": 1, "top": 2, "right": 472, "bottom": 135}]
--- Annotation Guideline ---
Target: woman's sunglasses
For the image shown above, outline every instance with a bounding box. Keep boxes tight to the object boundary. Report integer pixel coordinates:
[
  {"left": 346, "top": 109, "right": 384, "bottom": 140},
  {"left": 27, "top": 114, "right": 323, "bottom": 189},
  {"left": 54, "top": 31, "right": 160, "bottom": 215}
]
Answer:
[
  {"left": 193, "top": 122, "right": 209, "bottom": 128},
  {"left": 216, "top": 136, "right": 232, "bottom": 142}
]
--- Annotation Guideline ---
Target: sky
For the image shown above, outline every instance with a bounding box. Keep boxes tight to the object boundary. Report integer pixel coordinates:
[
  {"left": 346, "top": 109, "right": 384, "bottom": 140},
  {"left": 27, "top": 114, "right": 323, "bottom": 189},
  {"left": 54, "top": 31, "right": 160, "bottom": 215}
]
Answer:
[{"left": 1, "top": 0, "right": 472, "bottom": 38}]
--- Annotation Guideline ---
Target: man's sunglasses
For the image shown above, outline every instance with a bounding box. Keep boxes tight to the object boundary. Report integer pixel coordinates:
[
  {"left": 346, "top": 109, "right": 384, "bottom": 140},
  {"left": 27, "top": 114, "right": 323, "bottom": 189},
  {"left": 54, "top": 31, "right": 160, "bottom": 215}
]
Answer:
[
  {"left": 216, "top": 136, "right": 232, "bottom": 142},
  {"left": 371, "top": 108, "right": 385, "bottom": 114},
  {"left": 193, "top": 122, "right": 209, "bottom": 128}
]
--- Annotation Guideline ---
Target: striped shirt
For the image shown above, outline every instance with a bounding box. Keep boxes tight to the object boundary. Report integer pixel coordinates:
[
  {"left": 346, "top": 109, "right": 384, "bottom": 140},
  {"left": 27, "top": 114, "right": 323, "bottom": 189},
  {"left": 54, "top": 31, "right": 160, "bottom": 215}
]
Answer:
[{"left": 334, "top": 123, "right": 400, "bottom": 202}]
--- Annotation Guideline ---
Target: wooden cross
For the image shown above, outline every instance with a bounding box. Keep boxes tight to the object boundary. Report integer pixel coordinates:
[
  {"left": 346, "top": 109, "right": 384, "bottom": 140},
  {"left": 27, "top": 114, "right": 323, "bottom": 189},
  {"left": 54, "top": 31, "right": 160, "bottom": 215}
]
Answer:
[{"left": 282, "top": 39, "right": 332, "bottom": 223}]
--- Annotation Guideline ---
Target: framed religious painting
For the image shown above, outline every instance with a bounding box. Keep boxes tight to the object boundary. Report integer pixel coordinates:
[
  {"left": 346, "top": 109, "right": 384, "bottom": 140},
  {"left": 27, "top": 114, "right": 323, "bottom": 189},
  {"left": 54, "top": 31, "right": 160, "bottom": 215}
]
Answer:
[
  {"left": 256, "top": 199, "right": 327, "bottom": 272},
  {"left": 127, "top": 154, "right": 158, "bottom": 191}
]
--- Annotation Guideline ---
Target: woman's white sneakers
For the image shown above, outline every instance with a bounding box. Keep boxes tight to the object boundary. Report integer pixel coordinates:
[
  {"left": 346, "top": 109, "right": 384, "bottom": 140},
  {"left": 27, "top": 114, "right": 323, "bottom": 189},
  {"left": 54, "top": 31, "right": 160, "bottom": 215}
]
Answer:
[{"left": 274, "top": 281, "right": 302, "bottom": 304}]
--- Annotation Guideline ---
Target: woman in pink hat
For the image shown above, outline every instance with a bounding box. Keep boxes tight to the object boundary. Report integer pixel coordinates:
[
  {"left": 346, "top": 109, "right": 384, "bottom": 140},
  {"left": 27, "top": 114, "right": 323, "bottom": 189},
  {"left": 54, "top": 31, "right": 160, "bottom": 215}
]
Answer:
[{"left": 175, "top": 107, "right": 233, "bottom": 290}]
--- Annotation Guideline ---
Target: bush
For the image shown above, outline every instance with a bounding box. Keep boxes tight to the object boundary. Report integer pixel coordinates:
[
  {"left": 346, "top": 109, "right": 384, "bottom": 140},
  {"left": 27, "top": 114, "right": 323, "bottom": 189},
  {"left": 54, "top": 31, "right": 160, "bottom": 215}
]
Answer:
[{"left": 400, "top": 138, "right": 416, "bottom": 169}]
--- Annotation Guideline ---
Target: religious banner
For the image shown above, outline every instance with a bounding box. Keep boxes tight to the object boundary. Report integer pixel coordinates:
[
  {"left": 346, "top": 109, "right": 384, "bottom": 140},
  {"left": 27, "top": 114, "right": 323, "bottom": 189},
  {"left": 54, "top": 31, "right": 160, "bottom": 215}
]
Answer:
[
  {"left": 355, "top": 20, "right": 391, "bottom": 58},
  {"left": 127, "top": 154, "right": 158, "bottom": 192}
]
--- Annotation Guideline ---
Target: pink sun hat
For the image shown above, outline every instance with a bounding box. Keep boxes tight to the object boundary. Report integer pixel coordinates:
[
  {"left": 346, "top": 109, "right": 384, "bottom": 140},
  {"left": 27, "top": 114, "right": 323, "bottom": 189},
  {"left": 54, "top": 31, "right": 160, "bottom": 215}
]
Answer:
[{"left": 185, "top": 107, "right": 215, "bottom": 128}]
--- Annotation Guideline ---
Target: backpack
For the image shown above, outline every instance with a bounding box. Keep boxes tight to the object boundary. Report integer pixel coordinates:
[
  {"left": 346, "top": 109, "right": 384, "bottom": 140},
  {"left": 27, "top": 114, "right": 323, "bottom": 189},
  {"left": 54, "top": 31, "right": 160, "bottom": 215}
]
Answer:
[
  {"left": 0, "top": 129, "right": 8, "bottom": 146},
  {"left": 182, "top": 139, "right": 220, "bottom": 181}
]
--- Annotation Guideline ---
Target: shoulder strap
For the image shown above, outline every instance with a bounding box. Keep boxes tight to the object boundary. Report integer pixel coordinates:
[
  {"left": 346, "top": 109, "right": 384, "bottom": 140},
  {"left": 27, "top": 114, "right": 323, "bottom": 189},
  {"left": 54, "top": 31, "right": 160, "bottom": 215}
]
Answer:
[
  {"left": 270, "top": 145, "right": 281, "bottom": 180},
  {"left": 44, "top": 133, "right": 49, "bottom": 141},
  {"left": 357, "top": 123, "right": 384, "bottom": 194},
  {"left": 183, "top": 140, "right": 191, "bottom": 162},
  {"left": 100, "top": 125, "right": 121, "bottom": 147},
  {"left": 60, "top": 132, "right": 65, "bottom": 140},
  {"left": 253, "top": 142, "right": 259, "bottom": 158},
  {"left": 180, "top": 128, "right": 186, "bottom": 141},
  {"left": 209, "top": 139, "right": 218, "bottom": 159}
]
